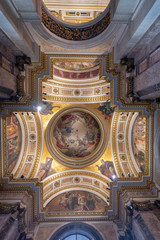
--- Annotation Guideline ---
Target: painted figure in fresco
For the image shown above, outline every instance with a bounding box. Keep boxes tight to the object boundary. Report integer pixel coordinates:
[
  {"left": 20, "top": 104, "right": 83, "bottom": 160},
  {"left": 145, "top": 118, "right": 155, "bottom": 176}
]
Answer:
[
  {"left": 47, "top": 191, "right": 107, "bottom": 213},
  {"left": 71, "top": 193, "right": 78, "bottom": 210},
  {"left": 37, "top": 157, "right": 56, "bottom": 181},
  {"left": 135, "top": 117, "right": 146, "bottom": 136},
  {"left": 57, "top": 192, "right": 98, "bottom": 212},
  {"left": 96, "top": 159, "right": 116, "bottom": 180},
  {"left": 53, "top": 112, "right": 100, "bottom": 158},
  {"left": 86, "top": 194, "right": 95, "bottom": 211},
  {"left": 7, "top": 136, "right": 19, "bottom": 172},
  {"left": 78, "top": 194, "right": 89, "bottom": 211},
  {"left": 132, "top": 117, "right": 146, "bottom": 172},
  {"left": 40, "top": 102, "right": 60, "bottom": 115},
  {"left": 59, "top": 195, "right": 67, "bottom": 210},
  {"left": 97, "top": 101, "right": 114, "bottom": 120},
  {"left": 54, "top": 61, "right": 97, "bottom": 71},
  {"left": 6, "top": 114, "right": 22, "bottom": 173}
]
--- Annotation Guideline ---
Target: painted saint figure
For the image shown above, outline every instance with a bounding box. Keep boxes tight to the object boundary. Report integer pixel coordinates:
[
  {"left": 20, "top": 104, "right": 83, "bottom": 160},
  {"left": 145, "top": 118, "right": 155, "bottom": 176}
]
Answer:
[
  {"left": 6, "top": 113, "right": 22, "bottom": 173},
  {"left": 96, "top": 159, "right": 116, "bottom": 180},
  {"left": 97, "top": 101, "right": 114, "bottom": 120},
  {"left": 37, "top": 157, "right": 56, "bottom": 181}
]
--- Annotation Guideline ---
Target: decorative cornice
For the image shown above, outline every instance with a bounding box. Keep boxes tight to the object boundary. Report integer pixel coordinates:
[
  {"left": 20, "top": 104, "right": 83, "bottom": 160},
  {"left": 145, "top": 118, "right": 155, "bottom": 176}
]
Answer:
[{"left": 42, "top": 7, "right": 110, "bottom": 41}]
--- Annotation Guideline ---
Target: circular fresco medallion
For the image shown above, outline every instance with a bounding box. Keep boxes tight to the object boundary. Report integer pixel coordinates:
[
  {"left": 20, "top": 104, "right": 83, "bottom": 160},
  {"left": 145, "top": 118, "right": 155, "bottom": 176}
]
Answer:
[
  {"left": 45, "top": 106, "right": 108, "bottom": 168},
  {"left": 53, "top": 111, "right": 100, "bottom": 158}
]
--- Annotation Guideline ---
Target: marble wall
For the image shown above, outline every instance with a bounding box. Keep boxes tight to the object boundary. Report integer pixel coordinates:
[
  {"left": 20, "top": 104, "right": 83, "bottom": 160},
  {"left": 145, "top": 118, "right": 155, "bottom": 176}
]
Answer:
[
  {"left": 132, "top": 211, "right": 160, "bottom": 240},
  {"left": 0, "top": 29, "right": 20, "bottom": 99}
]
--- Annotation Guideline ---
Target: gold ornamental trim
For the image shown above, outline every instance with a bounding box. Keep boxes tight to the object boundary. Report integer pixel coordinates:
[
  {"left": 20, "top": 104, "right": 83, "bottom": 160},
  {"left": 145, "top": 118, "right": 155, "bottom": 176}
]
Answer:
[
  {"left": 111, "top": 112, "right": 123, "bottom": 176},
  {"left": 44, "top": 184, "right": 108, "bottom": 204},
  {"left": 43, "top": 171, "right": 111, "bottom": 187},
  {"left": 43, "top": 94, "right": 109, "bottom": 103},
  {"left": 38, "top": 55, "right": 105, "bottom": 103},
  {"left": 116, "top": 180, "right": 159, "bottom": 220},
  {"left": 45, "top": 105, "right": 108, "bottom": 168},
  {"left": 125, "top": 113, "right": 138, "bottom": 176},
  {"left": 42, "top": 7, "right": 110, "bottom": 41},
  {"left": 2, "top": 113, "right": 28, "bottom": 178},
  {"left": 29, "top": 113, "right": 43, "bottom": 178},
  {"left": 43, "top": 80, "right": 109, "bottom": 88},
  {"left": 145, "top": 114, "right": 150, "bottom": 175},
  {"left": 14, "top": 114, "right": 28, "bottom": 178},
  {"left": 0, "top": 183, "right": 39, "bottom": 220}
]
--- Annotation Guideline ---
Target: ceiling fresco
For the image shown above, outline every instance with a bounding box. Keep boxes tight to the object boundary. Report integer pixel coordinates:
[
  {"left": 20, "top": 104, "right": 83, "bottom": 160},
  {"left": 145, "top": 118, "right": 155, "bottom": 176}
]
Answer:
[
  {"left": 1, "top": 53, "right": 154, "bottom": 222},
  {"left": 52, "top": 111, "right": 101, "bottom": 158},
  {"left": 53, "top": 64, "right": 99, "bottom": 79},
  {"left": 53, "top": 61, "right": 99, "bottom": 71},
  {"left": 3, "top": 103, "right": 149, "bottom": 219},
  {"left": 45, "top": 106, "right": 108, "bottom": 168},
  {"left": 132, "top": 116, "right": 146, "bottom": 172},
  {"left": 41, "top": 58, "right": 109, "bottom": 103},
  {"left": 37, "top": 102, "right": 111, "bottom": 172},
  {"left": 46, "top": 190, "right": 106, "bottom": 214},
  {"left": 6, "top": 113, "right": 22, "bottom": 173}
]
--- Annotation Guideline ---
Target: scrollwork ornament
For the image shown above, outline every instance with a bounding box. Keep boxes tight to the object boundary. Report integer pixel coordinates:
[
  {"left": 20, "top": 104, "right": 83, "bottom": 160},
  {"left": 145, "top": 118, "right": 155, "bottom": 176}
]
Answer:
[{"left": 42, "top": 8, "right": 110, "bottom": 41}]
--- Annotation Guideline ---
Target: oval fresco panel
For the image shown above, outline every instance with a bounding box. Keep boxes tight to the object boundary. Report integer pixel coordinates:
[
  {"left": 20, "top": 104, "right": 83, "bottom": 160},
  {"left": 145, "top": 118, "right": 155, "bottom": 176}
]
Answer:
[
  {"left": 132, "top": 116, "right": 146, "bottom": 172},
  {"left": 46, "top": 190, "right": 106, "bottom": 213},
  {"left": 53, "top": 111, "right": 101, "bottom": 158},
  {"left": 6, "top": 113, "right": 22, "bottom": 173}
]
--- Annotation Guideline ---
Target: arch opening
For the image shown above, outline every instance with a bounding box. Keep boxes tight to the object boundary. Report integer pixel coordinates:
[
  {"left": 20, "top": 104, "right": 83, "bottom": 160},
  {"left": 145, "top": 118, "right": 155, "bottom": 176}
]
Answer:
[{"left": 49, "top": 222, "right": 104, "bottom": 240}]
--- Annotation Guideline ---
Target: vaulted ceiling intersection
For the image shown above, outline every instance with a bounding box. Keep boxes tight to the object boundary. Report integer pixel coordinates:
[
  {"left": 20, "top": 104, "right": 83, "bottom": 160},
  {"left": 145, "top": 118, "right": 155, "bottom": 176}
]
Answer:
[{"left": 0, "top": 52, "right": 154, "bottom": 223}]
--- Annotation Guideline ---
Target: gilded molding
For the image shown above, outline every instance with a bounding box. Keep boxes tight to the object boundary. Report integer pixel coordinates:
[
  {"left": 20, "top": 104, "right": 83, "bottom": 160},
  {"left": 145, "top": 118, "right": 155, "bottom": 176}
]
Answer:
[
  {"left": 111, "top": 112, "right": 123, "bottom": 176},
  {"left": 14, "top": 114, "right": 28, "bottom": 178},
  {"left": 29, "top": 113, "right": 43, "bottom": 178},
  {"left": 2, "top": 117, "right": 7, "bottom": 177},
  {"left": 0, "top": 184, "right": 38, "bottom": 221},
  {"left": 145, "top": 115, "right": 150, "bottom": 176},
  {"left": 0, "top": 50, "right": 156, "bottom": 222},
  {"left": 50, "top": 58, "right": 103, "bottom": 78},
  {"left": 43, "top": 172, "right": 111, "bottom": 201},
  {"left": 37, "top": 54, "right": 105, "bottom": 103},
  {"left": 45, "top": 106, "right": 108, "bottom": 168},
  {"left": 2, "top": 114, "right": 28, "bottom": 178},
  {"left": 43, "top": 80, "right": 109, "bottom": 88},
  {"left": 44, "top": 184, "right": 108, "bottom": 204},
  {"left": 42, "top": 7, "right": 110, "bottom": 41},
  {"left": 43, "top": 171, "right": 111, "bottom": 187},
  {"left": 43, "top": 185, "right": 109, "bottom": 218},
  {"left": 43, "top": 94, "right": 109, "bottom": 103},
  {"left": 125, "top": 113, "right": 138, "bottom": 176}
]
